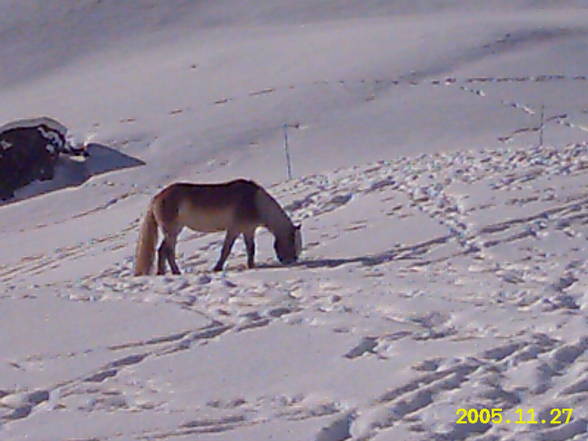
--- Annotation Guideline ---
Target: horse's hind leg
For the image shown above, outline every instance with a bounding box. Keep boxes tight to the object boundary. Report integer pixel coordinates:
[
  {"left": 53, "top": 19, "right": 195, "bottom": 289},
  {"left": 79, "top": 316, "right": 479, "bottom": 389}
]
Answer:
[
  {"left": 157, "top": 240, "right": 169, "bottom": 275},
  {"left": 156, "top": 227, "right": 183, "bottom": 275},
  {"left": 166, "top": 238, "right": 181, "bottom": 275},
  {"left": 163, "top": 228, "right": 182, "bottom": 275},
  {"left": 213, "top": 229, "right": 239, "bottom": 272}
]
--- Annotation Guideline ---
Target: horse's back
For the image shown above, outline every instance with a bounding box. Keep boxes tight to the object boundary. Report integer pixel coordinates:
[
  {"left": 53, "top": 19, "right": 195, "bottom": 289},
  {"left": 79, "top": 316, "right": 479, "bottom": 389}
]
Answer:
[{"left": 154, "top": 180, "right": 262, "bottom": 232}]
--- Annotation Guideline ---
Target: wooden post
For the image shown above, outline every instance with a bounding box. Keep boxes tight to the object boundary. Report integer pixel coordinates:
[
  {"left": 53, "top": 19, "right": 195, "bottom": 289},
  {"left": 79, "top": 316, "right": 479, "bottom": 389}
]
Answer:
[{"left": 283, "top": 123, "right": 293, "bottom": 180}]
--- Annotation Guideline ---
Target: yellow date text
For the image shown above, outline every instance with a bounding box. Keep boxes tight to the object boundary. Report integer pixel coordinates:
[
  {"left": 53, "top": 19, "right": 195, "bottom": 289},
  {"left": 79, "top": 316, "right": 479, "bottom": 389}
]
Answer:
[{"left": 456, "top": 408, "right": 573, "bottom": 425}]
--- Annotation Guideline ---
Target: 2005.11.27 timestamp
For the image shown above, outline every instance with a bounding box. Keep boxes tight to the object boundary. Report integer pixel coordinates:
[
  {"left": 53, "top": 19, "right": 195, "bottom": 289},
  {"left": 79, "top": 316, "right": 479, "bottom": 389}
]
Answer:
[{"left": 456, "top": 408, "right": 573, "bottom": 425}]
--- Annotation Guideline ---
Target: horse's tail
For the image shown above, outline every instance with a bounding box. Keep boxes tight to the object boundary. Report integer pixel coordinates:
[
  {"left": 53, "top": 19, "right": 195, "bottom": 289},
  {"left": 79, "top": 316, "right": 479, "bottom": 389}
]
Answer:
[{"left": 134, "top": 203, "right": 158, "bottom": 275}]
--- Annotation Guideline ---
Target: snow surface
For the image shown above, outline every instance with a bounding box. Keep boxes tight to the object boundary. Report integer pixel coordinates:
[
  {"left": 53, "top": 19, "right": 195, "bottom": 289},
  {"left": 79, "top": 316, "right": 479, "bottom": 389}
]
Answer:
[{"left": 2, "top": 1, "right": 588, "bottom": 440}]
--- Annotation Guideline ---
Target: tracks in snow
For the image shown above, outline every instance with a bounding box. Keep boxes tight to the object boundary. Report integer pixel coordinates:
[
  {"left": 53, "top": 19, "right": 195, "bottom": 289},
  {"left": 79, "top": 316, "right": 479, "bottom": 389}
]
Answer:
[{"left": 5, "top": 143, "right": 588, "bottom": 440}]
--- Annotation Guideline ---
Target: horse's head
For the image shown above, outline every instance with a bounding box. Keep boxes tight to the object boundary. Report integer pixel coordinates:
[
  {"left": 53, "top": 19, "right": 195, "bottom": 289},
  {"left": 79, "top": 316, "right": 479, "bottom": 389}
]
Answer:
[{"left": 274, "top": 224, "right": 302, "bottom": 265}]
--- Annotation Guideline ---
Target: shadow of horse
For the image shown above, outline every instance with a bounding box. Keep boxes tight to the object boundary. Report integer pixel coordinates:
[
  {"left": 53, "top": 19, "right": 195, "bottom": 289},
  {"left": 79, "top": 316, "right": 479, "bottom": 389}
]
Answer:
[
  {"left": 256, "top": 234, "right": 455, "bottom": 270},
  {"left": 1, "top": 143, "right": 145, "bottom": 206}
]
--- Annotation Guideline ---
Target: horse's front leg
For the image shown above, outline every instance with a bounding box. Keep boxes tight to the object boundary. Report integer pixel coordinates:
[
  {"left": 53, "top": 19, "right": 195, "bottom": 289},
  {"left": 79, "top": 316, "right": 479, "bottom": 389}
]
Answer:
[
  {"left": 243, "top": 231, "right": 256, "bottom": 269},
  {"left": 213, "top": 229, "right": 239, "bottom": 271}
]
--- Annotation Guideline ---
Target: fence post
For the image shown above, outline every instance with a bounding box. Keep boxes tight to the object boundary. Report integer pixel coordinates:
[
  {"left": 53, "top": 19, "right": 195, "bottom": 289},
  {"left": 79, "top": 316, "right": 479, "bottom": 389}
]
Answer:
[
  {"left": 539, "top": 104, "right": 545, "bottom": 148},
  {"left": 283, "top": 123, "right": 293, "bottom": 180}
]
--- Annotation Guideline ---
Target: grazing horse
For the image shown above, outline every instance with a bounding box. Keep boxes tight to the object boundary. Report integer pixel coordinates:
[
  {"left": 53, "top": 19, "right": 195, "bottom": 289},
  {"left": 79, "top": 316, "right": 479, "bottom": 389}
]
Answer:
[{"left": 134, "top": 179, "right": 302, "bottom": 275}]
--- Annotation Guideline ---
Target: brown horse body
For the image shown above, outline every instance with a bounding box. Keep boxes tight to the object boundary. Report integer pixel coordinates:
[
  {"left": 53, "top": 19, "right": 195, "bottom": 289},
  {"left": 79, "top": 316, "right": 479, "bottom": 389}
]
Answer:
[{"left": 134, "top": 179, "right": 301, "bottom": 275}]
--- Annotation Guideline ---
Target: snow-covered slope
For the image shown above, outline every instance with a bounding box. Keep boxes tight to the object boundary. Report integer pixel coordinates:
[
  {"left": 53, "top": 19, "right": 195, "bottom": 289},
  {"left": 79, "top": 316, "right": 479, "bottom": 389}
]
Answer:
[{"left": 2, "top": 1, "right": 588, "bottom": 440}]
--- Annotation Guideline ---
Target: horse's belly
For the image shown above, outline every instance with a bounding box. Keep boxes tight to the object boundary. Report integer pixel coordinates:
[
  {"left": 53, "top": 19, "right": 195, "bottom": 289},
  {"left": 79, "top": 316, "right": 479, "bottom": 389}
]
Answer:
[{"left": 179, "top": 205, "right": 234, "bottom": 232}]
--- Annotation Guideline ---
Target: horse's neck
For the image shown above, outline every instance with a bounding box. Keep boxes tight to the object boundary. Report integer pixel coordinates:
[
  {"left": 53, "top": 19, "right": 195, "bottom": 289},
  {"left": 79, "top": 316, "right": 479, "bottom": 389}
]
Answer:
[{"left": 256, "top": 189, "right": 292, "bottom": 235}]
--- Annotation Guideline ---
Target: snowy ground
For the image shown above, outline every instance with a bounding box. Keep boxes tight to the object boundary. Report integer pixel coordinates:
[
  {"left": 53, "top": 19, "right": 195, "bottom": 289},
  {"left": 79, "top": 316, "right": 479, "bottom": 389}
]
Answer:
[{"left": 2, "top": 2, "right": 588, "bottom": 441}]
